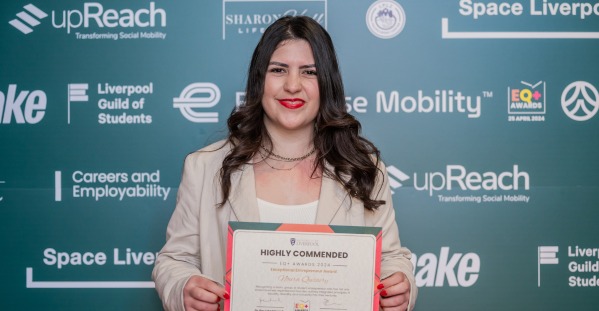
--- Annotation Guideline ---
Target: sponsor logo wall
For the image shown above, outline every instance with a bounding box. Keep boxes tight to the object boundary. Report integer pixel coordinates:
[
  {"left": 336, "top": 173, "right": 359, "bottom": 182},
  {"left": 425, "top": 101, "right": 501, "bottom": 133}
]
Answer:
[{"left": 1, "top": 0, "right": 597, "bottom": 310}]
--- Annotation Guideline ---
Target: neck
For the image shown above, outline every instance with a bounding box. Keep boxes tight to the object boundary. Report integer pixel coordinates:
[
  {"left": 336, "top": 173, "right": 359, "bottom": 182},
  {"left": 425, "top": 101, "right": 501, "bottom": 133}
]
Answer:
[{"left": 263, "top": 122, "right": 315, "bottom": 157}]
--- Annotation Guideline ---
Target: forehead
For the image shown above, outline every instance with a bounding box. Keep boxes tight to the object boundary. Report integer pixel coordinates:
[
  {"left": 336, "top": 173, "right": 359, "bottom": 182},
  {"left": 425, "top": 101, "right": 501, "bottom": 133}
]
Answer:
[{"left": 270, "top": 39, "right": 314, "bottom": 61}]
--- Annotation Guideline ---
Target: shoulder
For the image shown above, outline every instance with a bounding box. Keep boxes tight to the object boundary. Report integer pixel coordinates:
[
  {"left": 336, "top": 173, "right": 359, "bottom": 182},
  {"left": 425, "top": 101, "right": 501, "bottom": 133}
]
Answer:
[
  {"left": 183, "top": 139, "right": 231, "bottom": 171},
  {"left": 187, "top": 139, "right": 231, "bottom": 160}
]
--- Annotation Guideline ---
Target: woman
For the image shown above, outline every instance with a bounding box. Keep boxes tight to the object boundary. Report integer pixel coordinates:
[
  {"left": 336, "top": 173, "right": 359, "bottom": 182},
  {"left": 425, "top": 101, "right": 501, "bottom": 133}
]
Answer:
[{"left": 153, "top": 16, "right": 417, "bottom": 311}]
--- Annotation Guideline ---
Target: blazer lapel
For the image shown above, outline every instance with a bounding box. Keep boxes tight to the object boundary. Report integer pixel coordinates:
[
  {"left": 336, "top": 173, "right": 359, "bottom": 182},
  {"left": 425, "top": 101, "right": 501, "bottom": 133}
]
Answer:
[
  {"left": 227, "top": 164, "right": 260, "bottom": 222},
  {"left": 315, "top": 165, "right": 351, "bottom": 224}
]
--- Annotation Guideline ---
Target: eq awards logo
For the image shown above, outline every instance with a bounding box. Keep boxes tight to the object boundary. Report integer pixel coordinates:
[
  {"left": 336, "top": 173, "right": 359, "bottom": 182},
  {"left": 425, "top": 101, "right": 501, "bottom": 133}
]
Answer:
[
  {"left": 294, "top": 301, "right": 310, "bottom": 311},
  {"left": 173, "top": 83, "right": 221, "bottom": 123},
  {"left": 507, "top": 81, "right": 546, "bottom": 122},
  {"left": 561, "top": 81, "right": 599, "bottom": 121},
  {"left": 366, "top": 0, "right": 406, "bottom": 39}
]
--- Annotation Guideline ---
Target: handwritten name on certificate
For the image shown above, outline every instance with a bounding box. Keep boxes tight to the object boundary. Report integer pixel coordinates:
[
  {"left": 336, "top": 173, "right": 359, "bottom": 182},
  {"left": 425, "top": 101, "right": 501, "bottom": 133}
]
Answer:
[{"left": 225, "top": 222, "right": 382, "bottom": 311}]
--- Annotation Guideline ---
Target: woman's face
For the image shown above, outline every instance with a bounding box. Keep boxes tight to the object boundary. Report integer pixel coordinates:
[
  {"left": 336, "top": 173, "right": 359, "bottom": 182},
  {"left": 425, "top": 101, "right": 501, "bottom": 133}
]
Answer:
[{"left": 261, "top": 39, "right": 320, "bottom": 135}]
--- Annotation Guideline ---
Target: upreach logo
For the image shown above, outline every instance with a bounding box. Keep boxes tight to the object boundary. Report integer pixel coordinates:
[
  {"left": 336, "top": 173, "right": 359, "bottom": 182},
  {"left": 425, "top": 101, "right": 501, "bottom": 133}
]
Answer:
[
  {"left": 538, "top": 246, "right": 559, "bottom": 287},
  {"left": 0, "top": 84, "right": 47, "bottom": 124},
  {"left": 10, "top": 2, "right": 167, "bottom": 39},
  {"left": 388, "top": 164, "right": 531, "bottom": 200},
  {"left": 414, "top": 165, "right": 530, "bottom": 196},
  {"left": 9, "top": 4, "right": 48, "bottom": 34},
  {"left": 561, "top": 81, "right": 599, "bottom": 121},
  {"left": 222, "top": 0, "right": 326, "bottom": 40},
  {"left": 366, "top": 0, "right": 406, "bottom": 39},
  {"left": 386, "top": 165, "right": 410, "bottom": 194},
  {"left": 507, "top": 81, "right": 546, "bottom": 122},
  {"left": 173, "top": 83, "right": 220, "bottom": 123},
  {"left": 411, "top": 247, "right": 480, "bottom": 287}
]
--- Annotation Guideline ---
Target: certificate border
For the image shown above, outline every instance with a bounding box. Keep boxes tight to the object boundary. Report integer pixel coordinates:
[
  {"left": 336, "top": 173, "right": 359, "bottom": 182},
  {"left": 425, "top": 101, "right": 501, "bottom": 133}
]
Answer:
[{"left": 225, "top": 221, "right": 382, "bottom": 311}]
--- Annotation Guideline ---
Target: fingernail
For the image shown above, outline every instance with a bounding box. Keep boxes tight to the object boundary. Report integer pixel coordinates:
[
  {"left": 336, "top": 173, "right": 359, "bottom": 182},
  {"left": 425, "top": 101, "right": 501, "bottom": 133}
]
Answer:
[
  {"left": 381, "top": 290, "right": 388, "bottom": 297},
  {"left": 223, "top": 292, "right": 230, "bottom": 299},
  {"left": 377, "top": 283, "right": 384, "bottom": 290}
]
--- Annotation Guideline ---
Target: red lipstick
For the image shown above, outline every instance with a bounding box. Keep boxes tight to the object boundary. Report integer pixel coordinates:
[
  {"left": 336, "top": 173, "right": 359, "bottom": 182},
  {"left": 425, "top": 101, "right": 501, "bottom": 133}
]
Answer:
[{"left": 278, "top": 98, "right": 305, "bottom": 109}]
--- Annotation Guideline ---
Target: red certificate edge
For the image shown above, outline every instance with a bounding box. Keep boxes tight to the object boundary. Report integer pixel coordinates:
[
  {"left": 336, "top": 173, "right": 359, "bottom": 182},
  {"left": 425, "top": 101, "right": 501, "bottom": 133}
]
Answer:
[{"left": 224, "top": 222, "right": 382, "bottom": 311}]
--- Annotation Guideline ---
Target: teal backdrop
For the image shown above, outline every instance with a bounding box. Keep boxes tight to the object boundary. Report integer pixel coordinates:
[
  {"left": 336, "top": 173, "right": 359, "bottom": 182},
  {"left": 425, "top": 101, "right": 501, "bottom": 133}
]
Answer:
[{"left": 1, "top": 0, "right": 599, "bottom": 310}]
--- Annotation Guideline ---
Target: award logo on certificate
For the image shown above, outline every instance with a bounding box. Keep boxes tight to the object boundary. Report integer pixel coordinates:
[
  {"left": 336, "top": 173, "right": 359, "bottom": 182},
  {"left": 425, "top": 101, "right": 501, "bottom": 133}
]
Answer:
[{"left": 225, "top": 222, "right": 382, "bottom": 311}]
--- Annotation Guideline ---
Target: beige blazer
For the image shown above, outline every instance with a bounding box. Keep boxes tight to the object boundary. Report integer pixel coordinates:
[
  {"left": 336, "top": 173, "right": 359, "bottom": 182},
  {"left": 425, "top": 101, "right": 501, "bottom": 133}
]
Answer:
[{"left": 153, "top": 140, "right": 417, "bottom": 310}]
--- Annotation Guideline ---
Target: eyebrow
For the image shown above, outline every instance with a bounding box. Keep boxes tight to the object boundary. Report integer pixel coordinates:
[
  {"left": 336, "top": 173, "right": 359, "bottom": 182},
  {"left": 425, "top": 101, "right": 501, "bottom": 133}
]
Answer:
[{"left": 269, "top": 61, "right": 316, "bottom": 69}]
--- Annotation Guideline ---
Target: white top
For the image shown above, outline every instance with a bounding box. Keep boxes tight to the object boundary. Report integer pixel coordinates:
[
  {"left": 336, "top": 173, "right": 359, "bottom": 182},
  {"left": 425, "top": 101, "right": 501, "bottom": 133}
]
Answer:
[{"left": 257, "top": 198, "right": 318, "bottom": 224}]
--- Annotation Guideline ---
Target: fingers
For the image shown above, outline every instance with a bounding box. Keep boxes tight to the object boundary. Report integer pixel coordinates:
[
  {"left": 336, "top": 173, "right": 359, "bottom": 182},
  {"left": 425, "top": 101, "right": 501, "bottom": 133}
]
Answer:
[
  {"left": 184, "top": 275, "right": 229, "bottom": 311},
  {"left": 380, "top": 290, "right": 409, "bottom": 310},
  {"left": 379, "top": 272, "right": 411, "bottom": 311},
  {"left": 380, "top": 272, "right": 409, "bottom": 295},
  {"left": 379, "top": 299, "right": 409, "bottom": 311}
]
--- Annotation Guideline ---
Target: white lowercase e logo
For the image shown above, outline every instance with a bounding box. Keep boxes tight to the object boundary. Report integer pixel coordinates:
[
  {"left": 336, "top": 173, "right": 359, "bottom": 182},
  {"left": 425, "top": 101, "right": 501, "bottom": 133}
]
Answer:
[
  {"left": 561, "top": 81, "right": 599, "bottom": 121},
  {"left": 9, "top": 4, "right": 47, "bottom": 34},
  {"left": 173, "top": 83, "right": 220, "bottom": 123}
]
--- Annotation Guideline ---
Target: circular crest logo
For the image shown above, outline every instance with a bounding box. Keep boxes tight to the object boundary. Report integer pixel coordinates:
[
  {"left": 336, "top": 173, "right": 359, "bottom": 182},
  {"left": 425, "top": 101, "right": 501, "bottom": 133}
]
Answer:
[
  {"left": 366, "top": 0, "right": 406, "bottom": 39},
  {"left": 561, "top": 81, "right": 599, "bottom": 121}
]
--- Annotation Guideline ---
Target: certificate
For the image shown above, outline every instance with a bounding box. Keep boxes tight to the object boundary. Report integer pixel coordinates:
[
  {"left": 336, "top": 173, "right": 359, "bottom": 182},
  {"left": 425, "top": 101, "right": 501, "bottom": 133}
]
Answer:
[{"left": 225, "top": 222, "right": 382, "bottom": 311}]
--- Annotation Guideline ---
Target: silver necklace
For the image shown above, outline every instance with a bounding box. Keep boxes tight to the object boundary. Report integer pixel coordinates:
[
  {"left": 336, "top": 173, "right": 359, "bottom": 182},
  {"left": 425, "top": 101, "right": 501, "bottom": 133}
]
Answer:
[
  {"left": 258, "top": 152, "right": 303, "bottom": 171},
  {"left": 259, "top": 145, "right": 316, "bottom": 162}
]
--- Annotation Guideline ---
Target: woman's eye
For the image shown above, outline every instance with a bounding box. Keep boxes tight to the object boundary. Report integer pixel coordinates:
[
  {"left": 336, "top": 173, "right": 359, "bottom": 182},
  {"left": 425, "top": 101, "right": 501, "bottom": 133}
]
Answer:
[
  {"left": 269, "top": 67, "right": 285, "bottom": 73},
  {"left": 304, "top": 70, "right": 317, "bottom": 76}
]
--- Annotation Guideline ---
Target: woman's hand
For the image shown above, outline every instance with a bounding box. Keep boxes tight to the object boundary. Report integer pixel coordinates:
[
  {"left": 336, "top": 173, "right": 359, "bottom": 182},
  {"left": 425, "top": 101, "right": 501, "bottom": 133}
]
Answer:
[
  {"left": 183, "top": 275, "right": 228, "bottom": 311},
  {"left": 379, "top": 272, "right": 411, "bottom": 311}
]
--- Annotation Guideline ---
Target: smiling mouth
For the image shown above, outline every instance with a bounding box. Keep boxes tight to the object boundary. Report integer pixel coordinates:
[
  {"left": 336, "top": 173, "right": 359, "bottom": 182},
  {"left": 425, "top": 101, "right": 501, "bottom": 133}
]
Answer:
[{"left": 278, "top": 99, "right": 305, "bottom": 109}]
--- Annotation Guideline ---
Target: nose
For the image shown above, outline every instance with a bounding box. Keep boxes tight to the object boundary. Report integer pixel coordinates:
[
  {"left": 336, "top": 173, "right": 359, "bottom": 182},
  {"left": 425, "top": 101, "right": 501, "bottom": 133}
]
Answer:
[{"left": 284, "top": 72, "right": 301, "bottom": 93}]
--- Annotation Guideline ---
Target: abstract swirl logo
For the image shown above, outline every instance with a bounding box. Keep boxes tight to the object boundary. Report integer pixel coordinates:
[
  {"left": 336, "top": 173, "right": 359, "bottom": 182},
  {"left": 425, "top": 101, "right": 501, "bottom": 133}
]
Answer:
[
  {"left": 173, "top": 83, "right": 220, "bottom": 123},
  {"left": 366, "top": 0, "right": 406, "bottom": 39},
  {"left": 561, "top": 81, "right": 599, "bottom": 121}
]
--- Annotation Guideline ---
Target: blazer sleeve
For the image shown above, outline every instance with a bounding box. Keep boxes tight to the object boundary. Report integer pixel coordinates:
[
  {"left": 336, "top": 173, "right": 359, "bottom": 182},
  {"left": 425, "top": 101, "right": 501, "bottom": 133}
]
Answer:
[
  {"left": 370, "top": 159, "right": 418, "bottom": 310},
  {"left": 152, "top": 153, "right": 209, "bottom": 311}
]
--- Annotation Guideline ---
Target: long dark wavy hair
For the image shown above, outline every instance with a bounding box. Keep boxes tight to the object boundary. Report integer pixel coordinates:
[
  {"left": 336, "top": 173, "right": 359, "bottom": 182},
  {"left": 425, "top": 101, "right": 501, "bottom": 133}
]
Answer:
[{"left": 219, "top": 15, "right": 385, "bottom": 211}]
